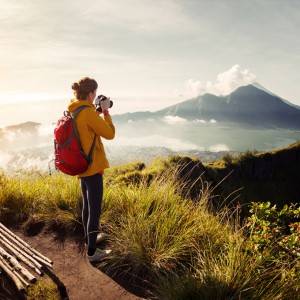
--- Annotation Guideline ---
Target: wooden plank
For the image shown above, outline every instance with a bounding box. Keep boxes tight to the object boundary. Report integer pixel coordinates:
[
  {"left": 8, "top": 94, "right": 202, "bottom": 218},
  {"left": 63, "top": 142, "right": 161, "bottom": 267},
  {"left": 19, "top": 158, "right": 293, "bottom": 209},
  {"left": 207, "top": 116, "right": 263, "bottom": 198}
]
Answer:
[
  {"left": 0, "top": 223, "right": 53, "bottom": 265},
  {"left": 0, "top": 246, "right": 36, "bottom": 283}
]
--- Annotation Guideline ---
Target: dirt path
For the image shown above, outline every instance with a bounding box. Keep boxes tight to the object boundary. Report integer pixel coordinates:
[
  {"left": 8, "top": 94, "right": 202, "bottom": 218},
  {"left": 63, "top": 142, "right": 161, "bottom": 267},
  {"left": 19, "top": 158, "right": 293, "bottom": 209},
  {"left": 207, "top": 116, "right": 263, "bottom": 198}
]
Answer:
[{"left": 15, "top": 230, "right": 142, "bottom": 300}]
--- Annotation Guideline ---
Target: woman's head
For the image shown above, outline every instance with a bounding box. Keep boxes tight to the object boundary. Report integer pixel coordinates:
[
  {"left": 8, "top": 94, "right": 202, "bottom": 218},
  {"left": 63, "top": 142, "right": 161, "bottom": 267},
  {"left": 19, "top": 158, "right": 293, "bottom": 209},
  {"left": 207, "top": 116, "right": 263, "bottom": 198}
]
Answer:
[{"left": 72, "top": 77, "right": 98, "bottom": 101}]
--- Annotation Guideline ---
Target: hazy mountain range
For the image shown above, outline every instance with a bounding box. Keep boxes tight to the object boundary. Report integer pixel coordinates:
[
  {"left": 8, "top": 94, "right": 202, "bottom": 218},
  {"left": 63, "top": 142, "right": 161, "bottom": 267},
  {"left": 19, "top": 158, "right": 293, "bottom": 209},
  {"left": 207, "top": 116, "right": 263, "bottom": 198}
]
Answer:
[{"left": 113, "top": 83, "right": 300, "bottom": 130}]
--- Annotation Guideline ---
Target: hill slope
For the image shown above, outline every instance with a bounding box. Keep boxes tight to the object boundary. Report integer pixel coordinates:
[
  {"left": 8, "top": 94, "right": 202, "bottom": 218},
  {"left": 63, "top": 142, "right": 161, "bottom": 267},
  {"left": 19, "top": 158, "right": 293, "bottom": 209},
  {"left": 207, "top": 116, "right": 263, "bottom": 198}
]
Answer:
[{"left": 106, "top": 139, "right": 300, "bottom": 212}]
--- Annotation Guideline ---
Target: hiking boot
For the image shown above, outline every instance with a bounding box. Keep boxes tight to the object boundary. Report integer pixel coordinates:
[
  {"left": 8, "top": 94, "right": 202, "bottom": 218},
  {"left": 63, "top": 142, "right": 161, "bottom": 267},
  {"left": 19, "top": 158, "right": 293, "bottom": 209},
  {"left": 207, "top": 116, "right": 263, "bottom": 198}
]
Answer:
[
  {"left": 87, "top": 248, "right": 112, "bottom": 263},
  {"left": 85, "top": 232, "right": 109, "bottom": 246}
]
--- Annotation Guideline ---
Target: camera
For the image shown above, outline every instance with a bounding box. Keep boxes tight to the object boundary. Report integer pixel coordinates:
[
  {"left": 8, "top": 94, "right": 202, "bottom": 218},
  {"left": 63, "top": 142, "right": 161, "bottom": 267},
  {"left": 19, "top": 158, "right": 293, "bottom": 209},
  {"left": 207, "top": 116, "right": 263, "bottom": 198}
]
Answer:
[{"left": 95, "top": 95, "right": 113, "bottom": 113}]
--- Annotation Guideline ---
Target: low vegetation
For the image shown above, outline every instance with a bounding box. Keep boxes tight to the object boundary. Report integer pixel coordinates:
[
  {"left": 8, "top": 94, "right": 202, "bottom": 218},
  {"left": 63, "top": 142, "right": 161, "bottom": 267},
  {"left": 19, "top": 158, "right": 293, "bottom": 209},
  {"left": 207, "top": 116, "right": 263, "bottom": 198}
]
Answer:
[
  {"left": 0, "top": 154, "right": 299, "bottom": 299},
  {"left": 27, "top": 277, "right": 60, "bottom": 300}
]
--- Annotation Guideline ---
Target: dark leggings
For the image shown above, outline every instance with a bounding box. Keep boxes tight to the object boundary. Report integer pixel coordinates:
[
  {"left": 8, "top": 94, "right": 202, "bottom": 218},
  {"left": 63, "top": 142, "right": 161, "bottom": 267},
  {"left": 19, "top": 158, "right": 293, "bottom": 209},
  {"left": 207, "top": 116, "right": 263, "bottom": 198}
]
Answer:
[{"left": 80, "top": 173, "right": 103, "bottom": 249}]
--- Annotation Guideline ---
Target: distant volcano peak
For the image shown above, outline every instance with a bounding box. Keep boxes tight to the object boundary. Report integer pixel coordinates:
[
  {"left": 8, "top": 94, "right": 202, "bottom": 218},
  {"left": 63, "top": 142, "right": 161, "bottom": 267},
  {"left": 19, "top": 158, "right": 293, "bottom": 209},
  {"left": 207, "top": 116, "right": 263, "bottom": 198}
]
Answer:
[
  {"left": 114, "top": 82, "right": 300, "bottom": 130},
  {"left": 230, "top": 83, "right": 271, "bottom": 97}
]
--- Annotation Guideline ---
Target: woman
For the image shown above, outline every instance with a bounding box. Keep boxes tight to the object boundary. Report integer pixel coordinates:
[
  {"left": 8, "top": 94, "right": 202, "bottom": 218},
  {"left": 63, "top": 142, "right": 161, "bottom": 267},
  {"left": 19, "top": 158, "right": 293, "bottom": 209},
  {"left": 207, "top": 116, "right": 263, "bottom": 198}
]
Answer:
[{"left": 67, "top": 77, "right": 115, "bottom": 263}]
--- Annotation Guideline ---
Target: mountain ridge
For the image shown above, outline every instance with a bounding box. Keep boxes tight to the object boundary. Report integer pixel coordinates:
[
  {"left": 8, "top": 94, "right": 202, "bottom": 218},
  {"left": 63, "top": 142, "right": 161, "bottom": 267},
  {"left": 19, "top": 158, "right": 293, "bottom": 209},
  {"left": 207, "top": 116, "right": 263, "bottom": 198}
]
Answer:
[{"left": 113, "top": 84, "right": 300, "bottom": 129}]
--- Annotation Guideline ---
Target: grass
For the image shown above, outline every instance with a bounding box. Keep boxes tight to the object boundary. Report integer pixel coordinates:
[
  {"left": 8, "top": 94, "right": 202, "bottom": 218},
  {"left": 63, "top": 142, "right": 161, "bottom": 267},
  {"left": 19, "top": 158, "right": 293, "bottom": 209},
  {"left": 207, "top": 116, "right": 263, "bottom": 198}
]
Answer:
[
  {"left": 100, "top": 167, "right": 232, "bottom": 280},
  {"left": 27, "top": 277, "right": 60, "bottom": 300},
  {"left": 0, "top": 156, "right": 299, "bottom": 299},
  {"left": 98, "top": 165, "right": 299, "bottom": 299},
  {"left": 155, "top": 241, "right": 298, "bottom": 300},
  {"left": 0, "top": 170, "right": 82, "bottom": 234}
]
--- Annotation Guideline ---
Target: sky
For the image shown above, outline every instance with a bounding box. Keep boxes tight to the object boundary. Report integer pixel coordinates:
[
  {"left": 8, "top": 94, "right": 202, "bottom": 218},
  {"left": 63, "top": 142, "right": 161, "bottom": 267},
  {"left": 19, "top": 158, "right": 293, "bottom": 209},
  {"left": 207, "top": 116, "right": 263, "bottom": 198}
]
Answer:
[{"left": 0, "top": 0, "right": 300, "bottom": 121}]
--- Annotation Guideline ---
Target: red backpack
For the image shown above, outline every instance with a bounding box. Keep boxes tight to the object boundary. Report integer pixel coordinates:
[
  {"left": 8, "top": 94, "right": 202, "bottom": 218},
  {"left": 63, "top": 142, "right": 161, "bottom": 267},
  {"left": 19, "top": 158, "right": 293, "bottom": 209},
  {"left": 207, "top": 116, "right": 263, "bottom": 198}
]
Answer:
[{"left": 54, "top": 105, "right": 96, "bottom": 175}]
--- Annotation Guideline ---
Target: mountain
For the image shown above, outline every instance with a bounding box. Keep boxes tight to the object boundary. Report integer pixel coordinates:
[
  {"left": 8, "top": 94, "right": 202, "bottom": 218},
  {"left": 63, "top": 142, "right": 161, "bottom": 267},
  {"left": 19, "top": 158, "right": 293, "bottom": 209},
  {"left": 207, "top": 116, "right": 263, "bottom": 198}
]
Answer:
[
  {"left": 0, "top": 121, "right": 41, "bottom": 143},
  {"left": 2, "top": 121, "right": 41, "bottom": 133},
  {"left": 113, "top": 84, "right": 300, "bottom": 129},
  {"left": 252, "top": 82, "right": 300, "bottom": 110}
]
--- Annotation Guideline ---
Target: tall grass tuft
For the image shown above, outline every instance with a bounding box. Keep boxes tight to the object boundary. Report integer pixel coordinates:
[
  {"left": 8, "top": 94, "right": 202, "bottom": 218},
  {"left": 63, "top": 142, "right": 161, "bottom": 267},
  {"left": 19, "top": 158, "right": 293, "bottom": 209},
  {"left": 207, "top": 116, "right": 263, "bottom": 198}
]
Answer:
[
  {"left": 98, "top": 165, "right": 299, "bottom": 299},
  {"left": 0, "top": 171, "right": 82, "bottom": 233}
]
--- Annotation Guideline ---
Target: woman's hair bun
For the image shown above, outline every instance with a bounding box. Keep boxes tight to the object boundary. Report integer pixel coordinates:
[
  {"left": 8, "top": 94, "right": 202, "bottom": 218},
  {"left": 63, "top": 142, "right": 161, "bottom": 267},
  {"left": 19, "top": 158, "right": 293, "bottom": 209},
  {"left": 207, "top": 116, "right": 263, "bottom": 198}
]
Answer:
[
  {"left": 71, "top": 77, "right": 98, "bottom": 100},
  {"left": 72, "top": 82, "right": 80, "bottom": 91}
]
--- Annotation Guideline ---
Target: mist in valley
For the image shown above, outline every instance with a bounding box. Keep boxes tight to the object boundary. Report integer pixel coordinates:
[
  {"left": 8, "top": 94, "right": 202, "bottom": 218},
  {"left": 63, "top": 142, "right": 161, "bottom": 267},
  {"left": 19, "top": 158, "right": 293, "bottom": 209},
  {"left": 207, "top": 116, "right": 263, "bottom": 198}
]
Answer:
[{"left": 1, "top": 105, "right": 300, "bottom": 174}]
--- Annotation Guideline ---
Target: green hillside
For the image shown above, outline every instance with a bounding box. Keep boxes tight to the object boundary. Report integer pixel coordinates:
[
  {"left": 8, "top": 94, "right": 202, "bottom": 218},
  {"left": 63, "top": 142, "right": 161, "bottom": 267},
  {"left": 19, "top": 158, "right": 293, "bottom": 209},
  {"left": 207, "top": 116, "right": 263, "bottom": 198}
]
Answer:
[
  {"left": 104, "top": 139, "right": 300, "bottom": 216},
  {"left": 0, "top": 141, "right": 299, "bottom": 299}
]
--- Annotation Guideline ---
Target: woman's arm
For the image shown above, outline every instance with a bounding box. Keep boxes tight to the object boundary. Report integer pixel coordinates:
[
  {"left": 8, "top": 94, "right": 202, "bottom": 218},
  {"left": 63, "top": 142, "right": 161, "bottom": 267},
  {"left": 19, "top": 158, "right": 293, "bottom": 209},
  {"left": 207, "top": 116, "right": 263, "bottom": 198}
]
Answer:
[{"left": 87, "top": 108, "right": 115, "bottom": 140}]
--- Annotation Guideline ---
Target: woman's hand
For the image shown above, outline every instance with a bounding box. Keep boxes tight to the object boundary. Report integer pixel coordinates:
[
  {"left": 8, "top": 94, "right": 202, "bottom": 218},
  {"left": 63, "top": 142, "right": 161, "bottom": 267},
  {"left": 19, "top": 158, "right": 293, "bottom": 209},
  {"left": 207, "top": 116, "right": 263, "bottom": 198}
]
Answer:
[
  {"left": 96, "top": 108, "right": 109, "bottom": 116},
  {"left": 100, "top": 97, "right": 111, "bottom": 111}
]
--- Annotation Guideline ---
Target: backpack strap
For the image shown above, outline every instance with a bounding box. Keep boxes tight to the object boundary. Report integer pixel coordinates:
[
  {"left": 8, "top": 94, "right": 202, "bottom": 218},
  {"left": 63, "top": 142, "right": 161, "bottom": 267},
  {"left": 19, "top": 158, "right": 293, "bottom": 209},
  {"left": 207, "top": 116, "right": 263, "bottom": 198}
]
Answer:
[{"left": 70, "top": 106, "right": 97, "bottom": 164}]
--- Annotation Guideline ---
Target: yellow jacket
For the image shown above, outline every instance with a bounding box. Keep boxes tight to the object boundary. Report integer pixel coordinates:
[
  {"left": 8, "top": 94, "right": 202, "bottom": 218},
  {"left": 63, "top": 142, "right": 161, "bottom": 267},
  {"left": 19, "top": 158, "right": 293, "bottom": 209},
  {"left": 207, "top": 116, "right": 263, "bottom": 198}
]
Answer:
[{"left": 67, "top": 98, "right": 115, "bottom": 178}]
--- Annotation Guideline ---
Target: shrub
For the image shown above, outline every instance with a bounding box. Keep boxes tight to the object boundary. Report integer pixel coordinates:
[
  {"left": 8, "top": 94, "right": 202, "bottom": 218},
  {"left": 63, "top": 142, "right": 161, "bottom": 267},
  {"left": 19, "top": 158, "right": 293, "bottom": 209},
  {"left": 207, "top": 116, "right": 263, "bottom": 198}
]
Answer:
[
  {"left": 236, "top": 149, "right": 259, "bottom": 165},
  {"left": 245, "top": 201, "right": 300, "bottom": 261},
  {"left": 222, "top": 153, "right": 234, "bottom": 167}
]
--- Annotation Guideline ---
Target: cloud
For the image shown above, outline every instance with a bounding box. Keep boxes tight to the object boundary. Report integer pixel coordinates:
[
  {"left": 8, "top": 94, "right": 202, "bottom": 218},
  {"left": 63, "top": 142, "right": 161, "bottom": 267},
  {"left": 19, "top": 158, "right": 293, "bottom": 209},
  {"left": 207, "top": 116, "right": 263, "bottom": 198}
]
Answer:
[
  {"left": 83, "top": 1, "right": 196, "bottom": 34},
  {"left": 163, "top": 115, "right": 187, "bottom": 125},
  {"left": 0, "top": 1, "right": 196, "bottom": 49},
  {"left": 0, "top": 92, "right": 68, "bottom": 104},
  {"left": 0, "top": 149, "right": 53, "bottom": 172},
  {"left": 0, "top": 122, "right": 54, "bottom": 152},
  {"left": 0, "top": 121, "right": 55, "bottom": 172},
  {"left": 115, "top": 135, "right": 199, "bottom": 151},
  {"left": 208, "top": 144, "right": 230, "bottom": 152},
  {"left": 38, "top": 123, "right": 55, "bottom": 137},
  {"left": 192, "top": 119, "right": 206, "bottom": 124},
  {"left": 146, "top": 118, "right": 155, "bottom": 122},
  {"left": 0, "top": 150, "right": 12, "bottom": 167},
  {"left": 191, "top": 119, "right": 216, "bottom": 124},
  {"left": 180, "top": 65, "right": 256, "bottom": 98}
]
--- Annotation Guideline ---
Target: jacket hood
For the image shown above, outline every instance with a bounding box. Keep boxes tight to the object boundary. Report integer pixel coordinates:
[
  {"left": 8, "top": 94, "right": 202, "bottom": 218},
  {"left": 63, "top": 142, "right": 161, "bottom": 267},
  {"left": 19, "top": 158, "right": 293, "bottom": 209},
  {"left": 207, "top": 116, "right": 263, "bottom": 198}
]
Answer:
[{"left": 67, "top": 98, "right": 95, "bottom": 113}]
